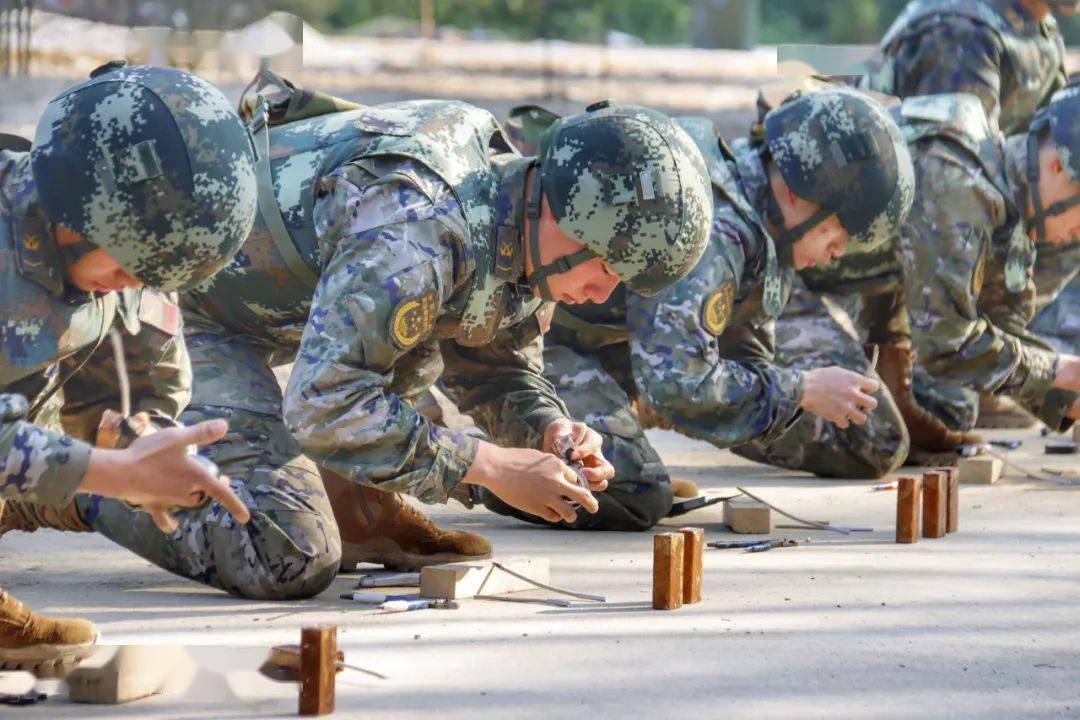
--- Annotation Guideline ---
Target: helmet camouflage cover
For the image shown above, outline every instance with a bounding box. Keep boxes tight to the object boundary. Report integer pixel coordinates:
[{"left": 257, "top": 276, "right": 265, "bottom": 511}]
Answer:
[
  {"left": 31, "top": 64, "right": 257, "bottom": 292},
  {"left": 533, "top": 102, "right": 712, "bottom": 297},
  {"left": 763, "top": 86, "right": 915, "bottom": 253}
]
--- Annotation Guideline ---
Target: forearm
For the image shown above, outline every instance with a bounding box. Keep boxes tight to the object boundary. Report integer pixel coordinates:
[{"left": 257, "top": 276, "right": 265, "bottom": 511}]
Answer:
[{"left": 0, "top": 408, "right": 91, "bottom": 506}]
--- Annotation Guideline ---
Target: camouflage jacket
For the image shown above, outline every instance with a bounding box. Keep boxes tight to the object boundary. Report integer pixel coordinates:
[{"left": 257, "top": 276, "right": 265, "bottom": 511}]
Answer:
[
  {"left": 551, "top": 123, "right": 800, "bottom": 448},
  {"left": 185, "top": 100, "right": 568, "bottom": 503},
  {"left": 0, "top": 150, "right": 189, "bottom": 506},
  {"left": 862, "top": 0, "right": 1065, "bottom": 135},
  {"left": 896, "top": 96, "right": 1075, "bottom": 429}
]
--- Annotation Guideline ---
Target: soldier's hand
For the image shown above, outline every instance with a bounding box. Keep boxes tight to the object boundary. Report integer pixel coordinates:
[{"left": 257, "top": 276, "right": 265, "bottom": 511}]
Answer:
[
  {"left": 1053, "top": 354, "right": 1080, "bottom": 393},
  {"left": 542, "top": 418, "right": 613, "bottom": 491},
  {"left": 463, "top": 440, "right": 600, "bottom": 523},
  {"left": 801, "top": 366, "right": 880, "bottom": 429},
  {"left": 81, "top": 419, "right": 251, "bottom": 533}
]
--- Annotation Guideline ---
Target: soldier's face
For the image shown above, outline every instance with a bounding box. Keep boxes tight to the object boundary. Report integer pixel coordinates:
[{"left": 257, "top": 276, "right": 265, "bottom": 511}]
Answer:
[
  {"left": 528, "top": 192, "right": 620, "bottom": 305},
  {"left": 1032, "top": 145, "right": 1080, "bottom": 245},
  {"left": 64, "top": 247, "right": 142, "bottom": 293},
  {"left": 791, "top": 216, "right": 850, "bottom": 270}
]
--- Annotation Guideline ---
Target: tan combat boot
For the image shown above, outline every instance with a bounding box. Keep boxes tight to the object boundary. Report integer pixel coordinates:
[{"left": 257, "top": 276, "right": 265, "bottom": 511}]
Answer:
[
  {"left": 976, "top": 392, "right": 1038, "bottom": 429},
  {"left": 0, "top": 588, "right": 97, "bottom": 675},
  {"left": 0, "top": 497, "right": 91, "bottom": 539},
  {"left": 321, "top": 469, "right": 492, "bottom": 572},
  {"left": 873, "top": 345, "right": 983, "bottom": 457}
]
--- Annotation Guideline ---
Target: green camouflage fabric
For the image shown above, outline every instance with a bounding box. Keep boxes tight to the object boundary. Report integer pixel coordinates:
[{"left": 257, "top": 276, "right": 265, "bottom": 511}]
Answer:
[
  {"left": 862, "top": 0, "right": 1066, "bottom": 135},
  {"left": 30, "top": 64, "right": 257, "bottom": 292},
  {"left": 82, "top": 98, "right": 597, "bottom": 597},
  {"left": 538, "top": 104, "right": 712, "bottom": 296},
  {"left": 0, "top": 149, "right": 189, "bottom": 507}
]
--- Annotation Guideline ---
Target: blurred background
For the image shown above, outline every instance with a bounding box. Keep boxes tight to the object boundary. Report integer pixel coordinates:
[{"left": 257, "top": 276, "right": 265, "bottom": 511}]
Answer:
[{"left": 1, "top": 1, "right": 1078, "bottom": 140}]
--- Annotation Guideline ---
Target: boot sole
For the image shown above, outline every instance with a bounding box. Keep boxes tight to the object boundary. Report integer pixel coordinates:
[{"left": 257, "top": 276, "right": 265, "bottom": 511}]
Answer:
[
  {"left": 340, "top": 538, "right": 492, "bottom": 573},
  {"left": 0, "top": 636, "right": 97, "bottom": 677}
]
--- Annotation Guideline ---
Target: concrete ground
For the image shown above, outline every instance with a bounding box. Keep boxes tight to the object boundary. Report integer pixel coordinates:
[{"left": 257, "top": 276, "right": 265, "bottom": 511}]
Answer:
[{"left": 3, "top": 427, "right": 1079, "bottom": 719}]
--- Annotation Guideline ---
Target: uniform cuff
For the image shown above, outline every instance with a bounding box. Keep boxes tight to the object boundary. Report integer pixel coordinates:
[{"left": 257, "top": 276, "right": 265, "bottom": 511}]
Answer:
[
  {"left": 764, "top": 368, "right": 805, "bottom": 442},
  {"left": 32, "top": 434, "right": 91, "bottom": 507},
  {"left": 417, "top": 426, "right": 480, "bottom": 504},
  {"left": 1013, "top": 346, "right": 1059, "bottom": 412}
]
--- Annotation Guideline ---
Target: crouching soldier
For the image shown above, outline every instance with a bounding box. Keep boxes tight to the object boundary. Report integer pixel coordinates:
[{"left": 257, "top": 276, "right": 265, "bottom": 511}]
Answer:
[{"left": 0, "top": 65, "right": 255, "bottom": 672}]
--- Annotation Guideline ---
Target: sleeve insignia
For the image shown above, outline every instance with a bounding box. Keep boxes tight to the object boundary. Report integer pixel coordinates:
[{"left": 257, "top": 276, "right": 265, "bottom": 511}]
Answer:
[
  {"left": 389, "top": 290, "right": 439, "bottom": 350},
  {"left": 702, "top": 280, "right": 734, "bottom": 336}
]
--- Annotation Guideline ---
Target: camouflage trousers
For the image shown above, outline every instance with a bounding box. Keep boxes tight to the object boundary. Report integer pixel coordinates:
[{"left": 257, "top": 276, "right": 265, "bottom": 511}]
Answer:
[
  {"left": 76, "top": 332, "right": 341, "bottom": 601},
  {"left": 734, "top": 281, "right": 909, "bottom": 478},
  {"left": 480, "top": 342, "right": 673, "bottom": 531}
]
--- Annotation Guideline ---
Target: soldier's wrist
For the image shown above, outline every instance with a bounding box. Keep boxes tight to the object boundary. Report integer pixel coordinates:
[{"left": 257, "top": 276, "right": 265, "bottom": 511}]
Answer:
[{"left": 80, "top": 447, "right": 134, "bottom": 498}]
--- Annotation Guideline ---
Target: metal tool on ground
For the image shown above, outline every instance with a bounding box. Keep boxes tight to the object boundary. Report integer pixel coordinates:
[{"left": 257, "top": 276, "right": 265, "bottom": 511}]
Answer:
[
  {"left": 745, "top": 538, "right": 798, "bottom": 553},
  {"left": 871, "top": 481, "right": 897, "bottom": 491},
  {"left": 1045, "top": 440, "right": 1078, "bottom": 455},
  {"left": 354, "top": 572, "right": 420, "bottom": 589},
  {"left": 990, "top": 439, "right": 1023, "bottom": 450},
  {"left": 708, "top": 538, "right": 798, "bottom": 552},
  {"left": 339, "top": 591, "right": 420, "bottom": 605},
  {"left": 666, "top": 494, "right": 735, "bottom": 517}
]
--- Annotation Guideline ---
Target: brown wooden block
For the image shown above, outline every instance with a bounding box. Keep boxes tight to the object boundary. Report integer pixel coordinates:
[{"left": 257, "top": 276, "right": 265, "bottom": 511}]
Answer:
[
  {"left": 896, "top": 476, "right": 921, "bottom": 544},
  {"left": 723, "top": 498, "right": 771, "bottom": 534},
  {"left": 652, "top": 533, "right": 684, "bottom": 610},
  {"left": 678, "top": 527, "right": 704, "bottom": 604},
  {"left": 299, "top": 626, "right": 336, "bottom": 716},
  {"left": 921, "top": 471, "right": 947, "bottom": 538},
  {"left": 958, "top": 456, "right": 1002, "bottom": 484},
  {"left": 943, "top": 468, "right": 959, "bottom": 533}
]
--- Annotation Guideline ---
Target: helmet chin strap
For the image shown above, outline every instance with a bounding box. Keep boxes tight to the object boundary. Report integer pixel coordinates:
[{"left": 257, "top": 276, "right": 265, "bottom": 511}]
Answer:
[
  {"left": 524, "top": 171, "right": 595, "bottom": 301},
  {"left": 1025, "top": 127, "right": 1080, "bottom": 243},
  {"left": 764, "top": 187, "right": 832, "bottom": 248}
]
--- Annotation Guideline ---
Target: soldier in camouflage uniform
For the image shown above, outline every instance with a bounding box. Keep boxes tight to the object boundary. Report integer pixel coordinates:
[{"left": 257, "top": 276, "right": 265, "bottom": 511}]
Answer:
[
  {"left": 0, "top": 65, "right": 255, "bottom": 673},
  {"left": 794, "top": 0, "right": 1080, "bottom": 440},
  {"left": 803, "top": 89, "right": 1080, "bottom": 454},
  {"left": 37, "top": 72, "right": 712, "bottom": 598},
  {"left": 481, "top": 89, "right": 915, "bottom": 530}
]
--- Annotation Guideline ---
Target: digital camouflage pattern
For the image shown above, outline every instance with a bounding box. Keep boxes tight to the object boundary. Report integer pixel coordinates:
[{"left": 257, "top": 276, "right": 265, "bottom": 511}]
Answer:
[
  {"left": 30, "top": 64, "right": 257, "bottom": 292},
  {"left": 538, "top": 104, "right": 712, "bottom": 296},
  {"left": 762, "top": 87, "right": 916, "bottom": 253},
  {"left": 0, "top": 148, "right": 189, "bottom": 508},
  {"left": 862, "top": 0, "right": 1066, "bottom": 135}
]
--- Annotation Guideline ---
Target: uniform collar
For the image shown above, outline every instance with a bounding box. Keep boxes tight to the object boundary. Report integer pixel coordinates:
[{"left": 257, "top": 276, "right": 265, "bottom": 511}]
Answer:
[
  {"left": 455, "top": 153, "right": 534, "bottom": 346},
  {"left": 729, "top": 141, "right": 787, "bottom": 316}
]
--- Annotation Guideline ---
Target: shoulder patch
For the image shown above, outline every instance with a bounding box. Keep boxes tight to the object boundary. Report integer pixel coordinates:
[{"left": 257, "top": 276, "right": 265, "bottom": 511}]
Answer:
[
  {"left": 138, "top": 290, "right": 181, "bottom": 336},
  {"left": 702, "top": 281, "right": 735, "bottom": 336},
  {"left": 389, "top": 290, "right": 439, "bottom": 350}
]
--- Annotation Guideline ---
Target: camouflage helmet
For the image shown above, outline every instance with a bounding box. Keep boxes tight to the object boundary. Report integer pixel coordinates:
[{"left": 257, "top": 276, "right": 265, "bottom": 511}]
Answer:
[
  {"left": 1026, "top": 80, "right": 1080, "bottom": 242},
  {"left": 762, "top": 87, "right": 914, "bottom": 253},
  {"left": 31, "top": 63, "right": 257, "bottom": 292},
  {"left": 526, "top": 102, "right": 712, "bottom": 298}
]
